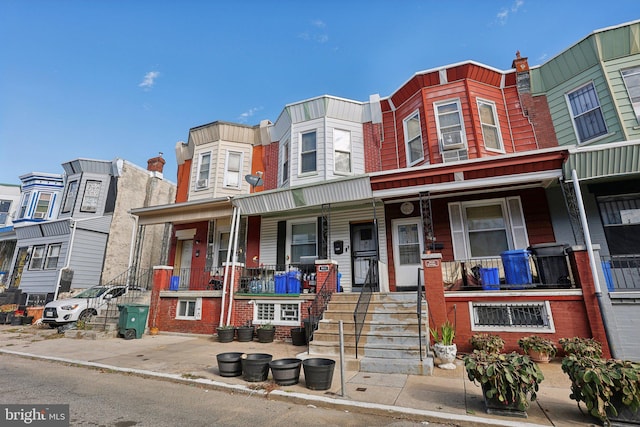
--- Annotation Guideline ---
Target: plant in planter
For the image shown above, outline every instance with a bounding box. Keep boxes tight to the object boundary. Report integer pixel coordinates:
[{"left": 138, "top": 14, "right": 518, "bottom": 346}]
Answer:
[
  {"left": 558, "top": 337, "right": 603, "bottom": 358},
  {"left": 464, "top": 350, "right": 545, "bottom": 417},
  {"left": 216, "top": 325, "right": 235, "bottom": 343},
  {"left": 430, "top": 320, "right": 457, "bottom": 369},
  {"left": 256, "top": 323, "right": 275, "bottom": 343},
  {"left": 562, "top": 354, "right": 640, "bottom": 425},
  {"left": 517, "top": 335, "right": 557, "bottom": 363},
  {"left": 470, "top": 333, "right": 505, "bottom": 353},
  {"left": 236, "top": 323, "right": 254, "bottom": 342}
]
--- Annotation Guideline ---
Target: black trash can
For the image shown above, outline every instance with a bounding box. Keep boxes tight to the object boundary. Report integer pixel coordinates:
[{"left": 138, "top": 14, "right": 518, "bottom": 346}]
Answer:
[{"left": 529, "top": 243, "right": 570, "bottom": 286}]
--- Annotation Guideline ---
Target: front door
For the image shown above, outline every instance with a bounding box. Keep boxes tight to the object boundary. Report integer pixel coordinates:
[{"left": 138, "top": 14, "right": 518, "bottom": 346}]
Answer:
[
  {"left": 178, "top": 240, "right": 193, "bottom": 288},
  {"left": 392, "top": 218, "right": 424, "bottom": 291},
  {"left": 350, "top": 222, "right": 378, "bottom": 292}
]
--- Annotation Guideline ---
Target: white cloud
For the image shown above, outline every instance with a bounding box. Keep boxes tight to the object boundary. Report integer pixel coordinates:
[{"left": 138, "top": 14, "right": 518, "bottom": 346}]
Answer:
[
  {"left": 312, "top": 19, "right": 326, "bottom": 29},
  {"left": 298, "top": 19, "right": 329, "bottom": 43},
  {"left": 139, "top": 71, "right": 160, "bottom": 90},
  {"left": 237, "top": 106, "right": 263, "bottom": 123},
  {"left": 496, "top": 0, "right": 524, "bottom": 25}
]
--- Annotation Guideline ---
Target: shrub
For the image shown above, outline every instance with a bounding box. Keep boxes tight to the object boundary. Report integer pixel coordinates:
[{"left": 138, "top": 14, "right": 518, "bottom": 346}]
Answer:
[
  {"left": 518, "top": 335, "right": 557, "bottom": 357},
  {"left": 470, "top": 333, "right": 505, "bottom": 353},
  {"left": 559, "top": 337, "right": 602, "bottom": 358}
]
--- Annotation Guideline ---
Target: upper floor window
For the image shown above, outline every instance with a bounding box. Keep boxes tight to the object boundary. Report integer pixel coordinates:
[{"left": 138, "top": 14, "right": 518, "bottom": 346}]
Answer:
[
  {"left": 223, "top": 151, "right": 242, "bottom": 189},
  {"left": 196, "top": 152, "right": 211, "bottom": 190},
  {"left": 334, "top": 129, "right": 351, "bottom": 174},
  {"left": 621, "top": 66, "right": 640, "bottom": 124},
  {"left": 300, "top": 131, "right": 317, "bottom": 174},
  {"left": 81, "top": 180, "right": 101, "bottom": 213},
  {"left": 567, "top": 82, "right": 607, "bottom": 143},
  {"left": 435, "top": 100, "right": 466, "bottom": 151},
  {"left": 0, "top": 200, "right": 11, "bottom": 225},
  {"left": 19, "top": 193, "right": 30, "bottom": 218},
  {"left": 45, "top": 244, "right": 61, "bottom": 269},
  {"left": 403, "top": 112, "right": 424, "bottom": 166},
  {"left": 29, "top": 245, "right": 46, "bottom": 269},
  {"left": 34, "top": 193, "right": 52, "bottom": 219},
  {"left": 281, "top": 139, "right": 290, "bottom": 185},
  {"left": 477, "top": 99, "right": 504, "bottom": 151},
  {"left": 62, "top": 181, "right": 78, "bottom": 213}
]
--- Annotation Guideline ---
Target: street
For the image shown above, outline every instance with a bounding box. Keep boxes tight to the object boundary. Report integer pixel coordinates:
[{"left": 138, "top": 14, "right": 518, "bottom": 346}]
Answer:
[{"left": 0, "top": 355, "right": 452, "bottom": 427}]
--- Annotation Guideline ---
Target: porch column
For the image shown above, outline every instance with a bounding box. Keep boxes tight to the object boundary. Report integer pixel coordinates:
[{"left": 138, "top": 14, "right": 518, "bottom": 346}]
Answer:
[
  {"left": 315, "top": 259, "right": 339, "bottom": 293},
  {"left": 149, "top": 266, "right": 173, "bottom": 330},
  {"left": 422, "top": 253, "right": 447, "bottom": 342},
  {"left": 567, "top": 246, "right": 613, "bottom": 358}
]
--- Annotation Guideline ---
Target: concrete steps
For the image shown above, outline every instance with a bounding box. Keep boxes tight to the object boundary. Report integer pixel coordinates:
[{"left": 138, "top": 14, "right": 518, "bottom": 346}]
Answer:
[{"left": 307, "top": 292, "right": 433, "bottom": 376}]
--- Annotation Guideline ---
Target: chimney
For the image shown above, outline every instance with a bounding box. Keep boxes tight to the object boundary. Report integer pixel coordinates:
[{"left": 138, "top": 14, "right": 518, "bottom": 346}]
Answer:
[
  {"left": 511, "top": 50, "right": 529, "bottom": 72},
  {"left": 147, "top": 152, "right": 166, "bottom": 173}
]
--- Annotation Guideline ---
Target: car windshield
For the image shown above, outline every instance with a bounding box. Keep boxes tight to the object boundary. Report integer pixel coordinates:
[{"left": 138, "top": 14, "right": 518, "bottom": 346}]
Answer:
[{"left": 73, "top": 287, "right": 108, "bottom": 299}]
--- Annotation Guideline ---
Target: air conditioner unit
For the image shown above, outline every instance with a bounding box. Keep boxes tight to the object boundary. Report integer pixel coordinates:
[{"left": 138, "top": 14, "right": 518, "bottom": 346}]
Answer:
[
  {"left": 34, "top": 211, "right": 45, "bottom": 219},
  {"left": 441, "top": 130, "right": 464, "bottom": 150},
  {"left": 442, "top": 149, "right": 468, "bottom": 163},
  {"left": 196, "top": 179, "right": 208, "bottom": 189}
]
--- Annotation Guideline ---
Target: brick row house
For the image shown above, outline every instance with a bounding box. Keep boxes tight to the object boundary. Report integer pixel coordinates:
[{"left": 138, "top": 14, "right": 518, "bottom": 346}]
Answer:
[{"left": 139, "top": 20, "right": 640, "bottom": 362}]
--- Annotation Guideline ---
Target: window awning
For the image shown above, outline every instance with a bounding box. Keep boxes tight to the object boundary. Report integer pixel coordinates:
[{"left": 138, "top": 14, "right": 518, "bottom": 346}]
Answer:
[{"left": 564, "top": 140, "right": 640, "bottom": 181}]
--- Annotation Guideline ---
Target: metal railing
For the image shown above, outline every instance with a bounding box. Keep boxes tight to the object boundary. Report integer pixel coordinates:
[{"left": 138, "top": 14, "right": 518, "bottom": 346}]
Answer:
[
  {"left": 353, "top": 259, "right": 377, "bottom": 359},
  {"left": 304, "top": 264, "right": 336, "bottom": 353},
  {"left": 416, "top": 268, "right": 425, "bottom": 361},
  {"left": 171, "top": 267, "right": 225, "bottom": 291},
  {"left": 600, "top": 255, "right": 640, "bottom": 292},
  {"left": 239, "top": 264, "right": 316, "bottom": 294},
  {"left": 96, "top": 266, "right": 155, "bottom": 327}
]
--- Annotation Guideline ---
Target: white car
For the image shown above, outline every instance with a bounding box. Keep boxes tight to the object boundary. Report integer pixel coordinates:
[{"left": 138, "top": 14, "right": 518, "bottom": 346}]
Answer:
[{"left": 42, "top": 286, "right": 127, "bottom": 328}]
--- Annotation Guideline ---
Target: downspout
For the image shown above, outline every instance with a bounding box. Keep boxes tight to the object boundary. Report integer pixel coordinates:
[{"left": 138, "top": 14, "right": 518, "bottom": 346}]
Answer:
[
  {"left": 127, "top": 213, "right": 139, "bottom": 286},
  {"left": 219, "top": 204, "right": 238, "bottom": 327},
  {"left": 226, "top": 206, "right": 241, "bottom": 326}
]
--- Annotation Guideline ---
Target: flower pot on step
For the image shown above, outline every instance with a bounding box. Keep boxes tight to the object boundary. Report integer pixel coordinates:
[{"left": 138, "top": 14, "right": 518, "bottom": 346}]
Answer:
[
  {"left": 241, "top": 353, "right": 272, "bottom": 382},
  {"left": 270, "top": 358, "right": 302, "bottom": 385},
  {"left": 302, "top": 358, "right": 335, "bottom": 391}
]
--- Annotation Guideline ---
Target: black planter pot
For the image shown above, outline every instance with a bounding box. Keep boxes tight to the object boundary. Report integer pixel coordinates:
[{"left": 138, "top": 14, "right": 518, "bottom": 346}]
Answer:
[
  {"left": 270, "top": 358, "right": 302, "bottom": 386},
  {"left": 216, "top": 352, "right": 243, "bottom": 377},
  {"left": 10, "top": 316, "right": 23, "bottom": 326},
  {"left": 290, "top": 327, "right": 307, "bottom": 346},
  {"left": 481, "top": 383, "right": 528, "bottom": 418},
  {"left": 256, "top": 327, "right": 275, "bottom": 343},
  {"left": 21, "top": 316, "right": 34, "bottom": 325},
  {"left": 236, "top": 326, "right": 254, "bottom": 342},
  {"left": 302, "top": 358, "right": 335, "bottom": 391},
  {"left": 608, "top": 395, "right": 640, "bottom": 425},
  {"left": 217, "top": 328, "right": 235, "bottom": 343},
  {"left": 241, "top": 353, "right": 272, "bottom": 382},
  {"left": 0, "top": 312, "right": 8, "bottom": 325}
]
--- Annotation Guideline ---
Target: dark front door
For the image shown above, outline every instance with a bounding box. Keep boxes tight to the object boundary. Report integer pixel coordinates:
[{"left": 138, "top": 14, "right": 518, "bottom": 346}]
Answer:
[{"left": 350, "top": 222, "right": 379, "bottom": 292}]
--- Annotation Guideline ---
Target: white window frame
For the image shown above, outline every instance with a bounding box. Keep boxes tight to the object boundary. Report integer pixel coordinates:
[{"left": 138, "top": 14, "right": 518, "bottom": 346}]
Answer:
[
  {"left": 62, "top": 181, "right": 78, "bottom": 213},
  {"left": 80, "top": 180, "right": 101, "bottom": 213},
  {"left": 434, "top": 99, "right": 467, "bottom": 151},
  {"left": 402, "top": 111, "right": 424, "bottom": 166},
  {"left": 333, "top": 128, "right": 352, "bottom": 174},
  {"left": 34, "top": 193, "right": 52, "bottom": 219},
  {"left": 19, "top": 192, "right": 31, "bottom": 218},
  {"left": 253, "top": 300, "right": 301, "bottom": 326},
  {"left": 223, "top": 151, "right": 243, "bottom": 189},
  {"left": 477, "top": 99, "right": 504, "bottom": 152},
  {"left": 44, "top": 244, "right": 62, "bottom": 270},
  {"left": 196, "top": 152, "right": 211, "bottom": 190},
  {"left": 176, "top": 298, "right": 202, "bottom": 320},
  {"left": 469, "top": 301, "right": 555, "bottom": 333},
  {"left": 29, "top": 245, "right": 46, "bottom": 270},
  {"left": 299, "top": 131, "right": 317, "bottom": 175},
  {"left": 216, "top": 227, "right": 231, "bottom": 267},
  {"left": 0, "top": 199, "right": 11, "bottom": 225},
  {"left": 281, "top": 139, "right": 290, "bottom": 186},
  {"left": 566, "top": 81, "right": 608, "bottom": 144},
  {"left": 287, "top": 218, "right": 317, "bottom": 264},
  {"left": 448, "top": 197, "right": 529, "bottom": 260},
  {"left": 621, "top": 66, "right": 640, "bottom": 124}
]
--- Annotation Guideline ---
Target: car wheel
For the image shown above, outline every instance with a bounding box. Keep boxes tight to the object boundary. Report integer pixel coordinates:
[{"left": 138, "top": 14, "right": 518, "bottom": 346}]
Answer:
[
  {"left": 123, "top": 329, "right": 137, "bottom": 340},
  {"left": 79, "top": 310, "right": 93, "bottom": 322}
]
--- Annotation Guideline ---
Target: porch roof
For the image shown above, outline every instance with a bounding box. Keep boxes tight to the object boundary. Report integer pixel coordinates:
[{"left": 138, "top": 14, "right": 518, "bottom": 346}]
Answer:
[
  {"left": 564, "top": 139, "right": 640, "bottom": 181},
  {"left": 231, "top": 175, "right": 372, "bottom": 215},
  {"left": 130, "top": 197, "right": 232, "bottom": 226}
]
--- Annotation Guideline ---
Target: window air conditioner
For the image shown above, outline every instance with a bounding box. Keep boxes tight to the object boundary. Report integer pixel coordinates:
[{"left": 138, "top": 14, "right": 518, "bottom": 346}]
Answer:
[
  {"left": 196, "top": 179, "right": 208, "bottom": 189},
  {"left": 441, "top": 130, "right": 464, "bottom": 150}
]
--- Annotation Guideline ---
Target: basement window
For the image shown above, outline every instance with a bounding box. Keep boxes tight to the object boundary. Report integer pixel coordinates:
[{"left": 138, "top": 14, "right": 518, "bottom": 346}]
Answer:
[
  {"left": 253, "top": 301, "right": 300, "bottom": 326},
  {"left": 469, "top": 301, "right": 555, "bottom": 333}
]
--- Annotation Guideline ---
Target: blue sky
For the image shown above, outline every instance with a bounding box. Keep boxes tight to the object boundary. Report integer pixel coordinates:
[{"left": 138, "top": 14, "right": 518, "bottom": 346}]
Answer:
[{"left": 1, "top": 0, "right": 638, "bottom": 185}]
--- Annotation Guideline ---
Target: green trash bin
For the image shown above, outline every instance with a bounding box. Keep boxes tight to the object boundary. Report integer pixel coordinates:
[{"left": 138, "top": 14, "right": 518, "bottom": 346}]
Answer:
[{"left": 117, "top": 304, "right": 150, "bottom": 340}]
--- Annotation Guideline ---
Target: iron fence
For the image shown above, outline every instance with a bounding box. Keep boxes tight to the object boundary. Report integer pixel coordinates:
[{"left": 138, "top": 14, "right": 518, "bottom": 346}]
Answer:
[{"left": 600, "top": 255, "right": 640, "bottom": 292}]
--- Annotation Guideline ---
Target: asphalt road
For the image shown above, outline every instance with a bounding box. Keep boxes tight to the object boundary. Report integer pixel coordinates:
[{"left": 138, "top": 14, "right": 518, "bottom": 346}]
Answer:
[{"left": 0, "top": 355, "right": 454, "bottom": 427}]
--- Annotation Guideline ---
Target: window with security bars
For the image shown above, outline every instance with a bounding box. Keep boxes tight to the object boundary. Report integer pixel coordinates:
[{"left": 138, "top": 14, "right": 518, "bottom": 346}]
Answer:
[
  {"left": 567, "top": 82, "right": 607, "bottom": 143},
  {"left": 470, "top": 301, "right": 554, "bottom": 332},
  {"left": 254, "top": 301, "right": 300, "bottom": 326}
]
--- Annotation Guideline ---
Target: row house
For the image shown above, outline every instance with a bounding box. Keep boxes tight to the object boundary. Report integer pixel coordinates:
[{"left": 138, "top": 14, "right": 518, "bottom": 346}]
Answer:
[{"left": 0, "top": 182, "right": 25, "bottom": 289}]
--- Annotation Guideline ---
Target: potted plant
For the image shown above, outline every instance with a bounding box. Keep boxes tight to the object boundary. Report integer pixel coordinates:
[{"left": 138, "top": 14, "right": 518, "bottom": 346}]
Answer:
[
  {"left": 464, "top": 350, "right": 545, "bottom": 417},
  {"left": 558, "top": 337, "right": 603, "bottom": 358},
  {"left": 256, "top": 323, "right": 275, "bottom": 343},
  {"left": 562, "top": 354, "right": 640, "bottom": 425},
  {"left": 236, "top": 323, "right": 254, "bottom": 342},
  {"left": 216, "top": 325, "right": 235, "bottom": 343},
  {"left": 517, "top": 335, "right": 557, "bottom": 363},
  {"left": 430, "top": 320, "right": 457, "bottom": 369},
  {"left": 470, "top": 333, "right": 505, "bottom": 353}
]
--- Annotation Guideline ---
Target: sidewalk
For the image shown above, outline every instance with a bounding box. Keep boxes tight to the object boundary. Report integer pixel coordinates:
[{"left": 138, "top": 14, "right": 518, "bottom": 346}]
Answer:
[{"left": 0, "top": 324, "right": 594, "bottom": 427}]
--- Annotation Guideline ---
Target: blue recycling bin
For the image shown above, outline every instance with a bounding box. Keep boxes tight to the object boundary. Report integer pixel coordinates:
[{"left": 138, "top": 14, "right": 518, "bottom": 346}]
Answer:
[
  {"left": 500, "top": 249, "right": 532, "bottom": 288},
  {"left": 602, "top": 261, "right": 614, "bottom": 292},
  {"left": 169, "top": 276, "right": 180, "bottom": 291},
  {"left": 275, "top": 274, "right": 287, "bottom": 294},
  {"left": 480, "top": 268, "right": 500, "bottom": 291},
  {"left": 287, "top": 271, "right": 301, "bottom": 294},
  {"left": 337, "top": 272, "right": 342, "bottom": 292}
]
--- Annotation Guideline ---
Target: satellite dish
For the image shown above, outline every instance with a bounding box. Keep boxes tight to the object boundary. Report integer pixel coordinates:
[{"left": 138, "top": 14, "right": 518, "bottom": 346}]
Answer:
[{"left": 245, "top": 173, "right": 264, "bottom": 189}]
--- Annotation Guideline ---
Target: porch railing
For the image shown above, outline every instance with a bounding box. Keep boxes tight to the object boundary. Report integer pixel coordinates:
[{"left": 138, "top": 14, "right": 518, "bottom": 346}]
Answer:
[
  {"left": 416, "top": 268, "right": 425, "bottom": 361},
  {"left": 304, "top": 264, "right": 336, "bottom": 353},
  {"left": 353, "top": 258, "right": 377, "bottom": 359},
  {"left": 238, "top": 264, "right": 316, "bottom": 294},
  {"left": 96, "top": 266, "right": 155, "bottom": 327},
  {"left": 600, "top": 255, "right": 640, "bottom": 292}
]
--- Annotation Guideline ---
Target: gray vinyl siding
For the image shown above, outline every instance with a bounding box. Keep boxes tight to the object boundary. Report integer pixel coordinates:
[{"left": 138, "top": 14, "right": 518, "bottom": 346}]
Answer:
[
  {"left": 67, "top": 228, "right": 108, "bottom": 289},
  {"left": 606, "top": 54, "right": 640, "bottom": 138},
  {"left": 290, "top": 117, "right": 325, "bottom": 187},
  {"left": 17, "top": 237, "right": 70, "bottom": 294}
]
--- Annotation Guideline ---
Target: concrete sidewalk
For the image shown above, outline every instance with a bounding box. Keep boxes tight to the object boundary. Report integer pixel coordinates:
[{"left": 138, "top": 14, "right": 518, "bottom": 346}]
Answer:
[{"left": 0, "top": 324, "right": 595, "bottom": 427}]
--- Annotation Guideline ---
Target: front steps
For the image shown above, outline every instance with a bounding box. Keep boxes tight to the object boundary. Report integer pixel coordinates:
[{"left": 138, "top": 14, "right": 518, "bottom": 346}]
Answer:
[{"left": 306, "top": 292, "right": 433, "bottom": 376}]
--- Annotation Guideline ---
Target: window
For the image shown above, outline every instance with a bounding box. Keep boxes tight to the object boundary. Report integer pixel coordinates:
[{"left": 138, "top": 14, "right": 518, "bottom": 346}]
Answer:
[
  {"left": 0, "top": 200, "right": 11, "bottom": 225},
  {"left": 470, "top": 301, "right": 555, "bottom": 332},
  {"left": 176, "top": 298, "right": 202, "bottom": 320},
  {"left": 196, "top": 152, "right": 211, "bottom": 189},
  {"left": 435, "top": 100, "right": 466, "bottom": 150},
  {"left": 81, "top": 180, "right": 101, "bottom": 212},
  {"left": 477, "top": 99, "right": 503, "bottom": 151},
  {"left": 403, "top": 112, "right": 424, "bottom": 165},
  {"left": 223, "top": 151, "right": 242, "bottom": 188},
  {"left": 62, "top": 181, "right": 78, "bottom": 213},
  {"left": 597, "top": 193, "right": 640, "bottom": 255},
  {"left": 19, "top": 193, "right": 30, "bottom": 218},
  {"left": 448, "top": 197, "right": 528, "bottom": 259},
  {"left": 290, "top": 221, "right": 316, "bottom": 263},
  {"left": 281, "top": 139, "right": 290, "bottom": 184},
  {"left": 567, "top": 82, "right": 607, "bottom": 143},
  {"left": 29, "top": 245, "right": 46, "bottom": 269},
  {"left": 300, "top": 131, "right": 316, "bottom": 174},
  {"left": 334, "top": 129, "right": 351, "bottom": 173},
  {"left": 621, "top": 66, "right": 640, "bottom": 124},
  {"left": 254, "top": 301, "right": 300, "bottom": 326},
  {"left": 217, "top": 231, "right": 230, "bottom": 266},
  {"left": 34, "top": 193, "right": 52, "bottom": 219},
  {"left": 44, "top": 244, "right": 61, "bottom": 269}
]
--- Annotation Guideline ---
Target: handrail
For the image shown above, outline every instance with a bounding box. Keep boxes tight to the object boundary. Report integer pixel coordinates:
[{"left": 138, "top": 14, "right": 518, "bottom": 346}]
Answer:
[
  {"left": 353, "top": 258, "right": 377, "bottom": 359},
  {"left": 305, "top": 264, "right": 336, "bottom": 353},
  {"left": 416, "top": 267, "right": 425, "bottom": 361}
]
